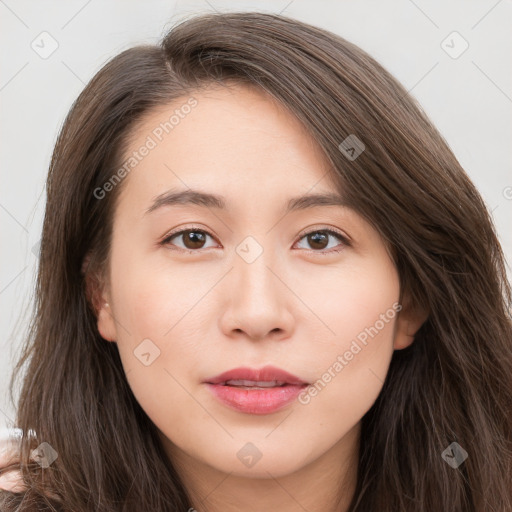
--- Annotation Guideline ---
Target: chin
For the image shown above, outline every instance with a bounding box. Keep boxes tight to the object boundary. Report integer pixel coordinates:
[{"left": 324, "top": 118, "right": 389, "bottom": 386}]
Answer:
[{"left": 210, "top": 447, "right": 312, "bottom": 479}]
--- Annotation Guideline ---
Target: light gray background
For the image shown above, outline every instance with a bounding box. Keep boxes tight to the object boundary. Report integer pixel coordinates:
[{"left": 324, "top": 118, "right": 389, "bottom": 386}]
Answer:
[{"left": 1, "top": 0, "right": 511, "bottom": 433}]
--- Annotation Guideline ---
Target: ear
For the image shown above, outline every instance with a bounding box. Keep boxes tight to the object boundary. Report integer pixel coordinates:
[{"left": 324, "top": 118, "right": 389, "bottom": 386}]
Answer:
[
  {"left": 82, "top": 253, "right": 117, "bottom": 343},
  {"left": 393, "top": 294, "right": 428, "bottom": 350}
]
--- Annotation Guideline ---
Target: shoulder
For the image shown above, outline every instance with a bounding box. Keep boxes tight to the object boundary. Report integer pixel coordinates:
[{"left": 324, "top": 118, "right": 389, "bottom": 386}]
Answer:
[{"left": 0, "top": 427, "right": 26, "bottom": 493}]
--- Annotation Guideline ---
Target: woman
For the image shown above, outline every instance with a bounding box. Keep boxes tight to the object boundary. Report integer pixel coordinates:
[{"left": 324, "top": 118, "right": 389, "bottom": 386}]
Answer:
[{"left": 1, "top": 11, "right": 511, "bottom": 511}]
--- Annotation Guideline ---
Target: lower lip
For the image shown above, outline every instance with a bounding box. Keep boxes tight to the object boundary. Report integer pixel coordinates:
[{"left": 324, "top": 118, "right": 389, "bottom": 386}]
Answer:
[{"left": 205, "top": 383, "right": 308, "bottom": 414}]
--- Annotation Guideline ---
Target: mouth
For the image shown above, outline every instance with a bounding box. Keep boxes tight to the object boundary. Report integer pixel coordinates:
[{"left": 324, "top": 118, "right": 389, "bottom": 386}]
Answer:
[
  {"left": 204, "top": 364, "right": 309, "bottom": 386},
  {"left": 203, "top": 366, "right": 309, "bottom": 414},
  {"left": 217, "top": 379, "right": 294, "bottom": 389}
]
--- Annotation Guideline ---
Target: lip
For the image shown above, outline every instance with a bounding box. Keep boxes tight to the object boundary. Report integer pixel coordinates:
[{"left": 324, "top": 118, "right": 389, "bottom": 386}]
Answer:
[
  {"left": 203, "top": 365, "right": 309, "bottom": 415},
  {"left": 204, "top": 365, "right": 308, "bottom": 386}
]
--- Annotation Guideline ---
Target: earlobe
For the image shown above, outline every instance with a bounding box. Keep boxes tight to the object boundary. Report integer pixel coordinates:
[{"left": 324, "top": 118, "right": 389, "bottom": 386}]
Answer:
[
  {"left": 394, "top": 319, "right": 415, "bottom": 350},
  {"left": 394, "top": 301, "right": 428, "bottom": 350},
  {"left": 97, "top": 301, "right": 117, "bottom": 342},
  {"left": 82, "top": 253, "right": 117, "bottom": 342}
]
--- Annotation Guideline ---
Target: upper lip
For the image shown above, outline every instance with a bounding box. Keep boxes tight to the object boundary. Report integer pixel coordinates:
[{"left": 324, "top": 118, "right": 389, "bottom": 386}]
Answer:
[{"left": 204, "top": 365, "right": 308, "bottom": 385}]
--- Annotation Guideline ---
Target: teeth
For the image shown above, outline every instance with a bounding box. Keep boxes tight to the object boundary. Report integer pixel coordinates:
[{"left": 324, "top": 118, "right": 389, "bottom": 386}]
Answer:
[{"left": 224, "top": 379, "right": 286, "bottom": 387}]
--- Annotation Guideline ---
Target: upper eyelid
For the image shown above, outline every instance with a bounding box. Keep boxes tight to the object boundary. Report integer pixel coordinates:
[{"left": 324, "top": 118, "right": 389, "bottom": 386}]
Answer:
[
  {"left": 296, "top": 226, "right": 348, "bottom": 241},
  {"left": 161, "top": 225, "right": 219, "bottom": 244}
]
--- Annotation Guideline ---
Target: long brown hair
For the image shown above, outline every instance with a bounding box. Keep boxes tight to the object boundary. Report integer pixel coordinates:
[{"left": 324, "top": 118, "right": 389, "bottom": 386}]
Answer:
[{"left": 1, "top": 11, "right": 511, "bottom": 511}]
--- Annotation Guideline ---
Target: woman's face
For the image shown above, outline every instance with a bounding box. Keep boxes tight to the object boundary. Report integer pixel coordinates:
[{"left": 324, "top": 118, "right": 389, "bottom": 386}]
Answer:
[{"left": 95, "top": 83, "right": 420, "bottom": 480}]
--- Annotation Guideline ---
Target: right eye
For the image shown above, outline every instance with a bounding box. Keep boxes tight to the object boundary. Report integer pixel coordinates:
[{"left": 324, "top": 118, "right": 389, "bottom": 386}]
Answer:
[{"left": 161, "top": 227, "right": 219, "bottom": 253}]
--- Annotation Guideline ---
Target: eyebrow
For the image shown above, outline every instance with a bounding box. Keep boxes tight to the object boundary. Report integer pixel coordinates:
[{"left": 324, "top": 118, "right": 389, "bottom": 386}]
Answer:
[{"left": 144, "top": 188, "right": 347, "bottom": 216}]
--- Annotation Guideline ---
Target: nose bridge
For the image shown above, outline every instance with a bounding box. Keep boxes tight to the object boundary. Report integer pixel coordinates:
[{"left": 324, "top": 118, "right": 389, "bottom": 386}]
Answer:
[
  {"left": 220, "top": 233, "right": 294, "bottom": 339},
  {"left": 233, "top": 235, "right": 281, "bottom": 308}
]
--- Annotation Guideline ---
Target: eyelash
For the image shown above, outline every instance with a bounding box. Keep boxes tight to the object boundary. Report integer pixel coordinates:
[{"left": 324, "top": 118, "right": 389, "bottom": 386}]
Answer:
[{"left": 160, "top": 225, "right": 350, "bottom": 256}]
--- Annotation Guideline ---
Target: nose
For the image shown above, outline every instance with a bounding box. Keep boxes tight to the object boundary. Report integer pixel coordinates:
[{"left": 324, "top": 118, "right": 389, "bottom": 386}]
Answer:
[{"left": 219, "top": 248, "right": 295, "bottom": 342}]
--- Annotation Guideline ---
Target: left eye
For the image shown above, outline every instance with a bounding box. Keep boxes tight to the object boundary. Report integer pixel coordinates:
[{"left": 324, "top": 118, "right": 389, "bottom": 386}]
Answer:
[
  {"left": 161, "top": 228, "right": 348, "bottom": 254},
  {"left": 294, "top": 229, "right": 348, "bottom": 253}
]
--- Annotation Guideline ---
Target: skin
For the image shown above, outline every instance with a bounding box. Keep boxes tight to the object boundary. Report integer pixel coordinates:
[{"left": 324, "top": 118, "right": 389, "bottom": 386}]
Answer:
[
  {"left": 91, "top": 83, "right": 425, "bottom": 512},
  {"left": 0, "top": 443, "right": 24, "bottom": 493}
]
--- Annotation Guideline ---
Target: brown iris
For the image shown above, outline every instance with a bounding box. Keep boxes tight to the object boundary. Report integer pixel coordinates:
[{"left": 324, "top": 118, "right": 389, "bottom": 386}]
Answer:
[
  {"left": 306, "top": 231, "right": 329, "bottom": 250},
  {"left": 181, "top": 230, "right": 207, "bottom": 249}
]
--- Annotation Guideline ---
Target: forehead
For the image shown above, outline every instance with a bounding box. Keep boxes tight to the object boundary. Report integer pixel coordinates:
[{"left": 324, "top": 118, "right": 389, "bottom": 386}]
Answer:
[{"left": 115, "top": 83, "right": 339, "bottom": 215}]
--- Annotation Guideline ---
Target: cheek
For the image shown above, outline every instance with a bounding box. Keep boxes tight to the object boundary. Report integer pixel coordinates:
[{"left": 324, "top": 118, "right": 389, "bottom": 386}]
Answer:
[
  {"left": 111, "top": 254, "right": 210, "bottom": 342},
  {"left": 295, "top": 259, "right": 399, "bottom": 414},
  {"left": 108, "top": 257, "right": 213, "bottom": 412},
  {"left": 301, "top": 257, "right": 400, "bottom": 351}
]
